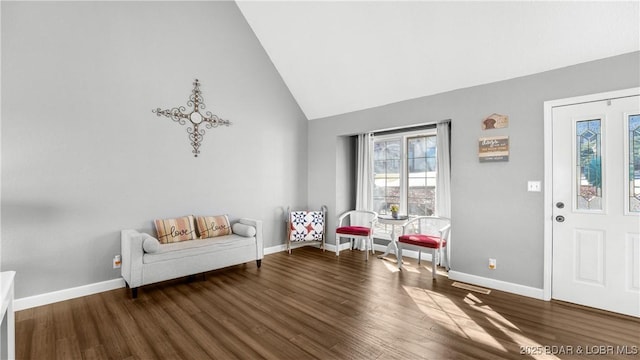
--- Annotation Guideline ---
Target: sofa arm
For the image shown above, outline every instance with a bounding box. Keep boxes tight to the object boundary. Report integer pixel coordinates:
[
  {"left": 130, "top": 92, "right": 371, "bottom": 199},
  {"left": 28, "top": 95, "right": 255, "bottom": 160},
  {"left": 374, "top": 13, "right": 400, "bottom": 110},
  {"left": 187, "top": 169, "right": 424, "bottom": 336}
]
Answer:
[
  {"left": 121, "top": 229, "right": 147, "bottom": 288},
  {"left": 238, "top": 218, "right": 263, "bottom": 260}
]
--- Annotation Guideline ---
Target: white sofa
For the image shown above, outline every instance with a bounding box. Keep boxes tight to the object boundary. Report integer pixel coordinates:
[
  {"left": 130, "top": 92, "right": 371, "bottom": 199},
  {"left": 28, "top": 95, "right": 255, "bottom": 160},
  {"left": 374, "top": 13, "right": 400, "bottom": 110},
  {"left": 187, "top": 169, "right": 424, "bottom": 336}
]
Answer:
[{"left": 121, "top": 218, "right": 263, "bottom": 298}]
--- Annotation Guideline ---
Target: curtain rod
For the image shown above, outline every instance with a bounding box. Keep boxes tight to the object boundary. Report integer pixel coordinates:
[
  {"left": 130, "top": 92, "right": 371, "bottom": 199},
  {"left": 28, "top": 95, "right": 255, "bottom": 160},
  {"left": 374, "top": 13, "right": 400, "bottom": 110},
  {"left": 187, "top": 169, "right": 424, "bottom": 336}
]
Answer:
[{"left": 372, "top": 119, "right": 449, "bottom": 137}]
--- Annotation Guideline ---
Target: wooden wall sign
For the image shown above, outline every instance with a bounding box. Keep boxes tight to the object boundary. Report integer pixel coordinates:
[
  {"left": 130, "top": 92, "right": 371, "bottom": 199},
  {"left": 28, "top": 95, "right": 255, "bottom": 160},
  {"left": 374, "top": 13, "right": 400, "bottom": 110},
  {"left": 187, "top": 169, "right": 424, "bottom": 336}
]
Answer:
[
  {"left": 479, "top": 136, "right": 509, "bottom": 162},
  {"left": 482, "top": 113, "right": 509, "bottom": 130}
]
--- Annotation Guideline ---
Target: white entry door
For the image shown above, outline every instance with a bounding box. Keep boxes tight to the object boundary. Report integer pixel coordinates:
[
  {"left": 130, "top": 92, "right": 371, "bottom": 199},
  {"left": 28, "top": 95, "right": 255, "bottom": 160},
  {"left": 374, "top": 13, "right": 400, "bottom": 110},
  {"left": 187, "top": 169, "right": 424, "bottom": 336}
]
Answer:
[{"left": 552, "top": 94, "right": 640, "bottom": 317}]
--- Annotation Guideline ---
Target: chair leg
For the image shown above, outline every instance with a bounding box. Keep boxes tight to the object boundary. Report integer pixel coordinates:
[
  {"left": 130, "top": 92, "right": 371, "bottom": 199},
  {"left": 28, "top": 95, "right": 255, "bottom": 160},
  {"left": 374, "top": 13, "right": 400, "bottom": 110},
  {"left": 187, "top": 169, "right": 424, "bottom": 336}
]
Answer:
[
  {"left": 444, "top": 245, "right": 449, "bottom": 270},
  {"left": 432, "top": 249, "right": 437, "bottom": 279},
  {"left": 365, "top": 239, "right": 369, "bottom": 261},
  {"left": 397, "top": 245, "right": 403, "bottom": 270},
  {"left": 418, "top": 250, "right": 422, "bottom": 264}
]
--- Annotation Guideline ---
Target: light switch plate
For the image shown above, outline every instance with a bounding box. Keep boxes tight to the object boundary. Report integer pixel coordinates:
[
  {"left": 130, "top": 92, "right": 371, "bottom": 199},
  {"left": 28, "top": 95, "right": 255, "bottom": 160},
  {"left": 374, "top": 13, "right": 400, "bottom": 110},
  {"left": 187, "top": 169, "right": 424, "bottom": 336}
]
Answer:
[{"left": 528, "top": 181, "right": 541, "bottom": 192}]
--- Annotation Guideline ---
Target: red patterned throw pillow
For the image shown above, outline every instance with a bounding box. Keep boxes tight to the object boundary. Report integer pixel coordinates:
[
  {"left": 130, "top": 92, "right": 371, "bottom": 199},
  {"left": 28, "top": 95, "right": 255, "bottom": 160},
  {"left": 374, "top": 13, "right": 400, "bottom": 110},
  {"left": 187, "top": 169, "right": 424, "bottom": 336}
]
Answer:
[
  {"left": 154, "top": 216, "right": 197, "bottom": 244},
  {"left": 196, "top": 215, "right": 232, "bottom": 239}
]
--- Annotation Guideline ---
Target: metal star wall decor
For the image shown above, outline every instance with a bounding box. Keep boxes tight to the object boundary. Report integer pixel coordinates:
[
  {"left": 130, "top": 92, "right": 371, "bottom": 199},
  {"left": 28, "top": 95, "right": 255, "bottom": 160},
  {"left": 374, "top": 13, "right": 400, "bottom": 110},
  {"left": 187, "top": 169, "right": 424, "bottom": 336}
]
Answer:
[{"left": 153, "top": 79, "right": 231, "bottom": 157}]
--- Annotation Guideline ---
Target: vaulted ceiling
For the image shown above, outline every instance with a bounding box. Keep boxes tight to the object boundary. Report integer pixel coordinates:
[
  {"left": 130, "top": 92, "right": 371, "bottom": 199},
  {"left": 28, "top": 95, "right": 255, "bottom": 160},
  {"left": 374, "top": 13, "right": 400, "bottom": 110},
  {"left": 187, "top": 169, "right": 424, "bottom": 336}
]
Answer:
[{"left": 236, "top": 1, "right": 639, "bottom": 120}]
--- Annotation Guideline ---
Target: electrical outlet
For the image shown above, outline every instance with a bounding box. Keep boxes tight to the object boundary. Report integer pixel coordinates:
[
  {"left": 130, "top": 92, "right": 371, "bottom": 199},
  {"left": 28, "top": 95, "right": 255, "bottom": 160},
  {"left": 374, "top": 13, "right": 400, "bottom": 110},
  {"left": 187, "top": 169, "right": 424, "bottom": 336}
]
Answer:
[
  {"left": 489, "top": 258, "right": 496, "bottom": 270},
  {"left": 527, "top": 181, "right": 541, "bottom": 192},
  {"left": 113, "top": 255, "right": 121, "bottom": 269}
]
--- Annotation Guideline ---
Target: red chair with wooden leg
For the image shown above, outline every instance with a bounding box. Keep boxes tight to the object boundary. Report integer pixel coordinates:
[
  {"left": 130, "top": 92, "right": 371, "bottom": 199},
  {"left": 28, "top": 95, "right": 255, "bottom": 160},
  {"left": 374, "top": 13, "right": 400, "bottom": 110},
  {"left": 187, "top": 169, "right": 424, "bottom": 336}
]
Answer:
[
  {"left": 397, "top": 216, "right": 451, "bottom": 278},
  {"left": 335, "top": 210, "right": 378, "bottom": 261}
]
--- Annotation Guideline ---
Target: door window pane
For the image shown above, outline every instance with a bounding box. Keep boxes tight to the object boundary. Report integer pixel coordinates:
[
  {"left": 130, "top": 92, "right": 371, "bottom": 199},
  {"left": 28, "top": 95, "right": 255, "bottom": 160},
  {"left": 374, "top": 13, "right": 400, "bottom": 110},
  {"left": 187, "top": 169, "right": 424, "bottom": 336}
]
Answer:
[
  {"left": 576, "top": 119, "right": 602, "bottom": 210},
  {"left": 629, "top": 114, "right": 640, "bottom": 213}
]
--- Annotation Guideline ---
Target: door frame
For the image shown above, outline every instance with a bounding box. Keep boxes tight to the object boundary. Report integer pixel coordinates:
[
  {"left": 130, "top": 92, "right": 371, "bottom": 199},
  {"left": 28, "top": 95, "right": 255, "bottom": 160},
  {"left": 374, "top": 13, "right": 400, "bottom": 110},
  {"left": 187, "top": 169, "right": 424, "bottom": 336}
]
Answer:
[{"left": 543, "top": 87, "right": 640, "bottom": 301}]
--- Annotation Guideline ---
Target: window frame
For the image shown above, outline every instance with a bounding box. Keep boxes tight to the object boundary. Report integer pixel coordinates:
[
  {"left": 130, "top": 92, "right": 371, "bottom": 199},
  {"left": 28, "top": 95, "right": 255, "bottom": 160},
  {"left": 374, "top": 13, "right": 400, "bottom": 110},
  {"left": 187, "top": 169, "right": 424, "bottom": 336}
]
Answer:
[{"left": 372, "top": 128, "right": 437, "bottom": 238}]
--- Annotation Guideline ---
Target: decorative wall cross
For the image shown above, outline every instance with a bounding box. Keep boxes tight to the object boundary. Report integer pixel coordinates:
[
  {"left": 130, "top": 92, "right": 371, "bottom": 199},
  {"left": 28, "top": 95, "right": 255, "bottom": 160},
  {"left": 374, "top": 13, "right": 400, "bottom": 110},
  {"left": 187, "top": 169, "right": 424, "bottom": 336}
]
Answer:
[{"left": 153, "top": 79, "right": 231, "bottom": 157}]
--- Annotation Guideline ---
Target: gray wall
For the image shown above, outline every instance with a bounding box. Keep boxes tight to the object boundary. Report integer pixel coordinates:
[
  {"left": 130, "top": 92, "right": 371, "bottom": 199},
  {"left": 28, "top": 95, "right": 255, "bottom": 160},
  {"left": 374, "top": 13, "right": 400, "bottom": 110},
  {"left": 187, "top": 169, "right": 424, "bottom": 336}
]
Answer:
[
  {"left": 335, "top": 136, "right": 356, "bottom": 218},
  {"left": 1, "top": 1, "right": 308, "bottom": 298},
  {"left": 308, "top": 51, "right": 640, "bottom": 289}
]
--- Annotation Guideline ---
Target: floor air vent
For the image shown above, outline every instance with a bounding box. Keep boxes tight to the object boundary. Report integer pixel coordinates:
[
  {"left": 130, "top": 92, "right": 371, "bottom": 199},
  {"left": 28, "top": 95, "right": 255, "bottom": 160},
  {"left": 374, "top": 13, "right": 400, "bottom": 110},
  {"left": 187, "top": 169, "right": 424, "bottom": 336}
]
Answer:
[{"left": 452, "top": 282, "right": 491, "bottom": 294}]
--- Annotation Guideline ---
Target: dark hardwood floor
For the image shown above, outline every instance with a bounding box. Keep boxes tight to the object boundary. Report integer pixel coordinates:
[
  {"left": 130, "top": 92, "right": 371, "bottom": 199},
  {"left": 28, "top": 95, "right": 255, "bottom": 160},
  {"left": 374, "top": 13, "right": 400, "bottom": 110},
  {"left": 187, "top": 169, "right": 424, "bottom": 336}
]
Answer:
[{"left": 16, "top": 247, "right": 640, "bottom": 359}]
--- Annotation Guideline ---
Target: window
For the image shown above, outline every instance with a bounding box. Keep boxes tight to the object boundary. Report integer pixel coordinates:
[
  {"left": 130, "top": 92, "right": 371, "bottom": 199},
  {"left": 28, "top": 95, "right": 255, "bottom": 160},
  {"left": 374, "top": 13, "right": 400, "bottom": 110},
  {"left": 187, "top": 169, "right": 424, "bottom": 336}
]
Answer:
[
  {"left": 576, "top": 119, "right": 602, "bottom": 210},
  {"left": 372, "top": 129, "right": 437, "bottom": 234},
  {"left": 627, "top": 114, "right": 640, "bottom": 213},
  {"left": 373, "top": 139, "right": 401, "bottom": 212},
  {"left": 407, "top": 135, "right": 438, "bottom": 215}
]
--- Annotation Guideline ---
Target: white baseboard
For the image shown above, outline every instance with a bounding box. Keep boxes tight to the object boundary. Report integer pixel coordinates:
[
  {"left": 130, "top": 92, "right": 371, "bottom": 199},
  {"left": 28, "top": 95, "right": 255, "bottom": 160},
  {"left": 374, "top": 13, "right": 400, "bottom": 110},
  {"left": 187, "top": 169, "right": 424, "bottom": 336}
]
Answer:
[
  {"left": 266, "top": 242, "right": 349, "bottom": 254},
  {"left": 15, "top": 245, "right": 317, "bottom": 310},
  {"left": 264, "top": 242, "right": 325, "bottom": 255},
  {"left": 448, "top": 271, "right": 545, "bottom": 300},
  {"left": 372, "top": 244, "right": 427, "bottom": 261},
  {"left": 13, "top": 244, "right": 438, "bottom": 311},
  {"left": 266, "top": 241, "right": 429, "bottom": 260},
  {"left": 14, "top": 278, "right": 126, "bottom": 311},
  {"left": 307, "top": 242, "right": 427, "bottom": 260},
  {"left": 264, "top": 244, "right": 288, "bottom": 255},
  {"left": 328, "top": 242, "right": 354, "bottom": 253}
]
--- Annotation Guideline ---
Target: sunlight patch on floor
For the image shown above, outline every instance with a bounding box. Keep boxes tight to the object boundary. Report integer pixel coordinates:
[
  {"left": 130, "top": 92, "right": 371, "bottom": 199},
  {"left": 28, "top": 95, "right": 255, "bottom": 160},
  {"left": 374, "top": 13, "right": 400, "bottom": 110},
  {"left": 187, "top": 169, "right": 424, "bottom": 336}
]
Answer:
[
  {"left": 464, "top": 293, "right": 517, "bottom": 331},
  {"left": 464, "top": 293, "right": 561, "bottom": 360},
  {"left": 397, "top": 262, "right": 421, "bottom": 273},
  {"left": 387, "top": 258, "right": 449, "bottom": 276},
  {"left": 403, "top": 285, "right": 564, "bottom": 358},
  {"left": 382, "top": 260, "right": 401, "bottom": 273},
  {"left": 403, "top": 285, "right": 508, "bottom": 352}
]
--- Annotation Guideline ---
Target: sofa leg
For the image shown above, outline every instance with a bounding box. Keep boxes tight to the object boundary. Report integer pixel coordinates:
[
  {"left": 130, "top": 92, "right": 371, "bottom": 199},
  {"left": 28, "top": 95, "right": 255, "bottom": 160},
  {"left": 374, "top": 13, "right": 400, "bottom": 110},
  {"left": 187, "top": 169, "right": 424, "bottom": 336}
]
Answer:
[
  {"left": 131, "top": 288, "right": 138, "bottom": 299},
  {"left": 256, "top": 259, "right": 262, "bottom": 268}
]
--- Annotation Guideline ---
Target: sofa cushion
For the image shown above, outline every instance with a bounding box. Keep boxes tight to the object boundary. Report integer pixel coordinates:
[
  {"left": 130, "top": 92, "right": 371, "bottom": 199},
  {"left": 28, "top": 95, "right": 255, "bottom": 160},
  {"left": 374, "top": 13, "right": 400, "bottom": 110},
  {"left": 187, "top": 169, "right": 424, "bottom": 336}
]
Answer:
[
  {"left": 154, "top": 216, "right": 197, "bottom": 244},
  {"left": 232, "top": 223, "right": 257, "bottom": 237},
  {"left": 143, "top": 234, "right": 254, "bottom": 264},
  {"left": 196, "top": 215, "right": 232, "bottom": 239},
  {"left": 142, "top": 234, "right": 160, "bottom": 253}
]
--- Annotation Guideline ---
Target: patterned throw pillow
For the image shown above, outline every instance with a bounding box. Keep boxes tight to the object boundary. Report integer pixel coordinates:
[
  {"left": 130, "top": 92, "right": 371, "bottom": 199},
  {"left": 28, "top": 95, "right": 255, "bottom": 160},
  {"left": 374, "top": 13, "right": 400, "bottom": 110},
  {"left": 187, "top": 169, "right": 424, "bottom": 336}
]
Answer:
[
  {"left": 154, "top": 216, "right": 197, "bottom": 244},
  {"left": 289, "top": 211, "right": 324, "bottom": 241},
  {"left": 196, "top": 215, "right": 232, "bottom": 239}
]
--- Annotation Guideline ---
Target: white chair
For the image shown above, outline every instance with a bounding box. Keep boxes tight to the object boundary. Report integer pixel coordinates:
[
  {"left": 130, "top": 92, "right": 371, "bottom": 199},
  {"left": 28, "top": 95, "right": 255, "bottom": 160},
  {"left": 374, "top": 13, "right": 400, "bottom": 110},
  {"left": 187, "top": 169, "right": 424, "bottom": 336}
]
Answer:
[
  {"left": 397, "top": 216, "right": 451, "bottom": 278},
  {"left": 335, "top": 210, "right": 378, "bottom": 261}
]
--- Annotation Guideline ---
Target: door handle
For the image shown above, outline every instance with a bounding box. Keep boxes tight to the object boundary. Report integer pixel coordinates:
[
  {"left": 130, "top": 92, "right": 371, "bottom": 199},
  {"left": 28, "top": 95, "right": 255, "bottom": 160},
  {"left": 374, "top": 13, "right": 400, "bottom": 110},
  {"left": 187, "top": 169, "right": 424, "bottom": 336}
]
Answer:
[{"left": 555, "top": 215, "right": 565, "bottom": 223}]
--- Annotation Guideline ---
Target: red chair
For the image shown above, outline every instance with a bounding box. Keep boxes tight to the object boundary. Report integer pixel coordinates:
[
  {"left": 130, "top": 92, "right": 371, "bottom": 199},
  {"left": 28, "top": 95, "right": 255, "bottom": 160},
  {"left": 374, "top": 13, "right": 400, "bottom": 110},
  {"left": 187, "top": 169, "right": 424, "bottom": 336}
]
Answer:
[
  {"left": 397, "top": 216, "right": 451, "bottom": 278},
  {"left": 335, "top": 210, "right": 378, "bottom": 261}
]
